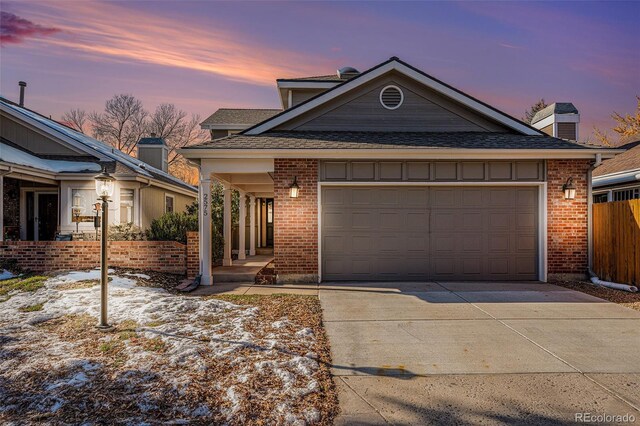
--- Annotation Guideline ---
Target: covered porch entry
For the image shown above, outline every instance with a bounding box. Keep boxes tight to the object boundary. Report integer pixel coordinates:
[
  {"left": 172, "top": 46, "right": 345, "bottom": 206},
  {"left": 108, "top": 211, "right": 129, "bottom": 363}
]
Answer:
[{"left": 198, "top": 159, "right": 275, "bottom": 285}]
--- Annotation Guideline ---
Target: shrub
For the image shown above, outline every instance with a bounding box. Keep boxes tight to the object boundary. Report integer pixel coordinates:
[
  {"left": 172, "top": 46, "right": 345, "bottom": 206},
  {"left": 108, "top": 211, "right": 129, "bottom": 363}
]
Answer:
[
  {"left": 146, "top": 212, "right": 198, "bottom": 244},
  {"left": 109, "top": 223, "right": 146, "bottom": 241}
]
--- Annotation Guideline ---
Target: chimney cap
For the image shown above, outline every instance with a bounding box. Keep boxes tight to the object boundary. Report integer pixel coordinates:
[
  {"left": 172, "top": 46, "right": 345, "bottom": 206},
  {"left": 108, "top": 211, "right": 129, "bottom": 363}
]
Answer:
[
  {"left": 18, "top": 81, "right": 27, "bottom": 87},
  {"left": 531, "top": 102, "right": 579, "bottom": 125},
  {"left": 138, "top": 135, "right": 166, "bottom": 146}
]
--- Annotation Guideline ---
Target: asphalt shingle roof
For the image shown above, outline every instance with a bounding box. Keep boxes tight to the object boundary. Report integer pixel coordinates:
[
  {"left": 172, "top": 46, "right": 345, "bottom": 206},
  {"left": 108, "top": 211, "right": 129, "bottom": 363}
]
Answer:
[
  {"left": 593, "top": 140, "right": 640, "bottom": 177},
  {"left": 201, "top": 109, "right": 281, "bottom": 126},
  {"left": 531, "top": 103, "right": 579, "bottom": 124},
  {"left": 189, "top": 131, "right": 596, "bottom": 150}
]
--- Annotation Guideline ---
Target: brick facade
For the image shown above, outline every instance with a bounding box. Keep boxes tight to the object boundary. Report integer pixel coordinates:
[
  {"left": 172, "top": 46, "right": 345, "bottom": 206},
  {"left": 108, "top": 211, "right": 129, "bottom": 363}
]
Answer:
[
  {"left": 546, "top": 159, "right": 592, "bottom": 279},
  {"left": 273, "top": 159, "right": 318, "bottom": 282},
  {"left": 186, "top": 231, "right": 200, "bottom": 279},
  {"left": 0, "top": 240, "right": 188, "bottom": 274}
]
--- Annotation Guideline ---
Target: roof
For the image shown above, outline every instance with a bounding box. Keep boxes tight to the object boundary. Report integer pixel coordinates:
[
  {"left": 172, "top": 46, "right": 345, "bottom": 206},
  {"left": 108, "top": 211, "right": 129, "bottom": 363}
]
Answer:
[
  {"left": 593, "top": 140, "right": 640, "bottom": 177},
  {"left": 0, "top": 142, "right": 101, "bottom": 173},
  {"left": 189, "top": 131, "right": 598, "bottom": 150},
  {"left": 531, "top": 103, "right": 579, "bottom": 124},
  {"left": 277, "top": 74, "right": 348, "bottom": 82},
  {"left": 243, "top": 57, "right": 544, "bottom": 136},
  {"left": 201, "top": 108, "right": 281, "bottom": 127},
  {"left": 138, "top": 137, "right": 166, "bottom": 146},
  {"left": 0, "top": 98, "right": 196, "bottom": 193}
]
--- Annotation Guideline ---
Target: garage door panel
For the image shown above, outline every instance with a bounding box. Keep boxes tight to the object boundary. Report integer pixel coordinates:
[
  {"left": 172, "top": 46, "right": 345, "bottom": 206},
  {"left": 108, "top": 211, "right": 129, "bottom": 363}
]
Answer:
[{"left": 321, "top": 186, "right": 538, "bottom": 281}]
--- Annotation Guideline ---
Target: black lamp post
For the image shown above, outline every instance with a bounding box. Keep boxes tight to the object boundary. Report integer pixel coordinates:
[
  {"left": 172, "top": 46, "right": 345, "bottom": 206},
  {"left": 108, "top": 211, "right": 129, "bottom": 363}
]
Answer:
[{"left": 94, "top": 167, "right": 115, "bottom": 329}]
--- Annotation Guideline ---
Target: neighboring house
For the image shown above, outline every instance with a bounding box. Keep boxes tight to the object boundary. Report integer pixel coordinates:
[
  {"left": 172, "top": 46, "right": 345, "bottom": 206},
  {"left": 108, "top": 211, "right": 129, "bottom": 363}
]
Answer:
[
  {"left": 182, "top": 57, "right": 619, "bottom": 285},
  {"left": 592, "top": 140, "right": 640, "bottom": 202},
  {"left": 0, "top": 97, "right": 197, "bottom": 241}
]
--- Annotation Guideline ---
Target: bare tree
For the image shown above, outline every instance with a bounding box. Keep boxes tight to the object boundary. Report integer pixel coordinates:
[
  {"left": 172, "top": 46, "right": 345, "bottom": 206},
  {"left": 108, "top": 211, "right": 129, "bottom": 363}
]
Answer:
[
  {"left": 61, "top": 109, "right": 88, "bottom": 133},
  {"left": 593, "top": 95, "right": 640, "bottom": 146},
  {"left": 522, "top": 98, "right": 548, "bottom": 124},
  {"left": 89, "top": 94, "right": 148, "bottom": 155}
]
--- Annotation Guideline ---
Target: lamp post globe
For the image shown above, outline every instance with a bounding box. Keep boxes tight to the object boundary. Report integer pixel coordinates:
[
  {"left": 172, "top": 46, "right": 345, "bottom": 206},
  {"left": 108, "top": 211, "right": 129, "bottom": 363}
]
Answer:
[{"left": 94, "top": 167, "right": 115, "bottom": 330}]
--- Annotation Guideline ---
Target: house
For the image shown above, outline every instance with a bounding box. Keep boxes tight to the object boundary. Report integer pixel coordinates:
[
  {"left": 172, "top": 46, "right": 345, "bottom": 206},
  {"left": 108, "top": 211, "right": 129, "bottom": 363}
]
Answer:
[
  {"left": 180, "top": 57, "right": 620, "bottom": 285},
  {"left": 0, "top": 97, "right": 197, "bottom": 242},
  {"left": 592, "top": 140, "right": 640, "bottom": 202}
]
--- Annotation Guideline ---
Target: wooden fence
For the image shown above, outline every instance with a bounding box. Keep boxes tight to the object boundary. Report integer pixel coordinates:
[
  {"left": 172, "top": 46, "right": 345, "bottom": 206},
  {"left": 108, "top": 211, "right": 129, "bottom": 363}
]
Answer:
[{"left": 593, "top": 199, "right": 640, "bottom": 285}]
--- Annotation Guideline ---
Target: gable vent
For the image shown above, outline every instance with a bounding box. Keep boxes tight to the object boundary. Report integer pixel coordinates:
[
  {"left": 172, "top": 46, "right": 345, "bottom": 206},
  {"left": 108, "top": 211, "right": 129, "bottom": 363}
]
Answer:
[{"left": 380, "top": 85, "right": 403, "bottom": 110}]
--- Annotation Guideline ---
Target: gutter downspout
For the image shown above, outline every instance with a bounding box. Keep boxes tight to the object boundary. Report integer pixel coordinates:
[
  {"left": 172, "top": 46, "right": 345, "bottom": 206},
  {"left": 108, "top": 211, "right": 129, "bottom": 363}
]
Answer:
[{"left": 588, "top": 154, "right": 638, "bottom": 292}]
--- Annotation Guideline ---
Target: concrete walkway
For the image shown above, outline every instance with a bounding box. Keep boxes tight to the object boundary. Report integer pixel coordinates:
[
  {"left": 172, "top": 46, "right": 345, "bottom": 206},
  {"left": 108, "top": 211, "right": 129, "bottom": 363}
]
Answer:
[
  {"left": 190, "top": 282, "right": 318, "bottom": 296},
  {"left": 319, "top": 281, "right": 640, "bottom": 425}
]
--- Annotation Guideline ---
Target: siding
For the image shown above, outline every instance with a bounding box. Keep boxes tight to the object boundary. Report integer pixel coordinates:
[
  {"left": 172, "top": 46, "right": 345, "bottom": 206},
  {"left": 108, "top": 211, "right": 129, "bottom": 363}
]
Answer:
[
  {"left": 277, "top": 72, "right": 510, "bottom": 132},
  {"left": 1, "top": 114, "right": 83, "bottom": 156},
  {"left": 140, "top": 186, "right": 195, "bottom": 228},
  {"left": 541, "top": 124, "right": 553, "bottom": 136},
  {"left": 291, "top": 89, "right": 326, "bottom": 107},
  {"left": 557, "top": 122, "right": 576, "bottom": 140}
]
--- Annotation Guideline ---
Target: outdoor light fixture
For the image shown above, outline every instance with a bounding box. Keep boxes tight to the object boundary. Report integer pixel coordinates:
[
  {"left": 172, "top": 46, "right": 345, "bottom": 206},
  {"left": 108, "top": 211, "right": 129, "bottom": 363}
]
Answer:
[
  {"left": 72, "top": 192, "right": 84, "bottom": 232},
  {"left": 289, "top": 176, "right": 300, "bottom": 198},
  {"left": 94, "top": 167, "right": 115, "bottom": 330},
  {"left": 562, "top": 177, "right": 576, "bottom": 200}
]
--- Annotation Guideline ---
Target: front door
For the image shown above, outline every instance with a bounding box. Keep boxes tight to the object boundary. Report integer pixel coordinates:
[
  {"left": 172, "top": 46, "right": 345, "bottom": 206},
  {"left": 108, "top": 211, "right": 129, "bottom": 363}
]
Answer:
[{"left": 37, "top": 193, "right": 58, "bottom": 241}]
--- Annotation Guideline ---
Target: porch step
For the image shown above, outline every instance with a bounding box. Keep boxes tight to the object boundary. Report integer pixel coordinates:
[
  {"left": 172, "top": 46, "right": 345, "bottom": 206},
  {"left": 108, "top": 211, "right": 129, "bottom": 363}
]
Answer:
[
  {"left": 256, "top": 248, "right": 274, "bottom": 255},
  {"left": 212, "top": 272, "right": 257, "bottom": 283}
]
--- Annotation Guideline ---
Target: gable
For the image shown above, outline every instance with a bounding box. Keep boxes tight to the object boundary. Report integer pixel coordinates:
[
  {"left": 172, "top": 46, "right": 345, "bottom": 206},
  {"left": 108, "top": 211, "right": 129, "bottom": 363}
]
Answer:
[
  {"left": 275, "top": 71, "right": 510, "bottom": 132},
  {"left": 0, "top": 113, "right": 86, "bottom": 157},
  {"left": 246, "top": 58, "right": 541, "bottom": 136}
]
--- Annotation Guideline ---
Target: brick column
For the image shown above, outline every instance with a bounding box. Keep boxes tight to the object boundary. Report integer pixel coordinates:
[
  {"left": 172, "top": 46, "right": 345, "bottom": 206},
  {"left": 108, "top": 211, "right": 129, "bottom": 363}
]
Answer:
[
  {"left": 187, "top": 231, "right": 200, "bottom": 279},
  {"left": 547, "top": 159, "right": 591, "bottom": 280},
  {"left": 273, "top": 159, "right": 318, "bottom": 283}
]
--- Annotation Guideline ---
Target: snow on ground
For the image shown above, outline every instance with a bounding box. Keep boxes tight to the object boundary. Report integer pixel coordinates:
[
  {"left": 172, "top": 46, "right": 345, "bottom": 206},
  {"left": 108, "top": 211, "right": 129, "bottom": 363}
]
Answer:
[{"left": 0, "top": 269, "right": 322, "bottom": 424}]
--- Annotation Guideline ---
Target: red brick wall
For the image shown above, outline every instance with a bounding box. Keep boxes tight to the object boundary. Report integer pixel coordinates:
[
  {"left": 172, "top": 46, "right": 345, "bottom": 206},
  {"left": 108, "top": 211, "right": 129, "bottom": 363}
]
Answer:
[
  {"left": 186, "top": 231, "right": 200, "bottom": 279},
  {"left": 547, "top": 159, "right": 591, "bottom": 278},
  {"left": 0, "top": 241, "right": 187, "bottom": 274},
  {"left": 273, "top": 159, "right": 318, "bottom": 282}
]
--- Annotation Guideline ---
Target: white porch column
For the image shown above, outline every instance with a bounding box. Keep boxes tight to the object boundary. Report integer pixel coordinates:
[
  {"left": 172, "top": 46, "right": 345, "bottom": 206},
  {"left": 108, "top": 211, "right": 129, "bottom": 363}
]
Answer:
[
  {"left": 249, "top": 195, "right": 256, "bottom": 256},
  {"left": 223, "top": 184, "right": 233, "bottom": 266},
  {"left": 200, "top": 177, "right": 213, "bottom": 285},
  {"left": 0, "top": 174, "right": 4, "bottom": 242},
  {"left": 257, "top": 197, "right": 262, "bottom": 248},
  {"left": 238, "top": 190, "right": 246, "bottom": 260}
]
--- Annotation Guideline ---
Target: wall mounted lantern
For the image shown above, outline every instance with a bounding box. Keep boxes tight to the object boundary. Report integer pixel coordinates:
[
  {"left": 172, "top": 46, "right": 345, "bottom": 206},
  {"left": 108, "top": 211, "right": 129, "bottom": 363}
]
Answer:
[
  {"left": 289, "top": 176, "right": 300, "bottom": 198},
  {"left": 94, "top": 167, "right": 115, "bottom": 330},
  {"left": 562, "top": 177, "right": 576, "bottom": 200},
  {"left": 72, "top": 192, "right": 84, "bottom": 232}
]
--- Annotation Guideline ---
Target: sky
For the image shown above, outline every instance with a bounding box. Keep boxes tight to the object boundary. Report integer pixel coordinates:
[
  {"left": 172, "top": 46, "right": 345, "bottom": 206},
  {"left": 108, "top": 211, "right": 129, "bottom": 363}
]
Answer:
[{"left": 1, "top": 0, "right": 639, "bottom": 142}]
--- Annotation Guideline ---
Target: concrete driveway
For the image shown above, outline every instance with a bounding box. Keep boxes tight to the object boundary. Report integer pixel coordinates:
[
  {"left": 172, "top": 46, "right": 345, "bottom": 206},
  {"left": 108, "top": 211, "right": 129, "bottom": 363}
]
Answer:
[{"left": 318, "top": 281, "right": 640, "bottom": 425}]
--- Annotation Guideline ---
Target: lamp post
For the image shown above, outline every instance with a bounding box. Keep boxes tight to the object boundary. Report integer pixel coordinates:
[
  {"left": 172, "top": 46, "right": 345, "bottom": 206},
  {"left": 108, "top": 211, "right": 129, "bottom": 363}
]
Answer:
[{"left": 94, "top": 167, "right": 115, "bottom": 329}]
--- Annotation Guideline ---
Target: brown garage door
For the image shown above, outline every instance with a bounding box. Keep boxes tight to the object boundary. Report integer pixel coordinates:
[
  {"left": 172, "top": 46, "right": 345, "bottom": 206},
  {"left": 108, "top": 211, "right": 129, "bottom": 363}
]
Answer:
[{"left": 321, "top": 186, "right": 538, "bottom": 281}]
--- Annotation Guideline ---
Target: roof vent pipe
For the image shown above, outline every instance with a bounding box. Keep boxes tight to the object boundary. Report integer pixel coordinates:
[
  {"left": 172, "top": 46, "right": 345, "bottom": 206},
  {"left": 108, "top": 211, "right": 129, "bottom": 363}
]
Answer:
[{"left": 18, "top": 81, "right": 27, "bottom": 107}]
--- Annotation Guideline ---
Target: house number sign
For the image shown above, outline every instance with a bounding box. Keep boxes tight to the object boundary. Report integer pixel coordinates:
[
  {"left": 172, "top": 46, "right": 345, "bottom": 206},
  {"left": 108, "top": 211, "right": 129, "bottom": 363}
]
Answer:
[{"left": 203, "top": 193, "right": 209, "bottom": 217}]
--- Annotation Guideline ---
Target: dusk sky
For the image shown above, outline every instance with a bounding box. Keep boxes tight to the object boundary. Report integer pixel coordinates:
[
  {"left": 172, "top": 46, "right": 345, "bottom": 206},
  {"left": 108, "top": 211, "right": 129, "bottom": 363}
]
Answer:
[{"left": 1, "top": 1, "right": 638, "bottom": 142}]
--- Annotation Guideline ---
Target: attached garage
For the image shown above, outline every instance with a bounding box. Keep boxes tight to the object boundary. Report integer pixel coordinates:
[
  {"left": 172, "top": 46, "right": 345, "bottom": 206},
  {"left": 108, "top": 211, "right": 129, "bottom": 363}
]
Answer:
[{"left": 321, "top": 185, "right": 540, "bottom": 281}]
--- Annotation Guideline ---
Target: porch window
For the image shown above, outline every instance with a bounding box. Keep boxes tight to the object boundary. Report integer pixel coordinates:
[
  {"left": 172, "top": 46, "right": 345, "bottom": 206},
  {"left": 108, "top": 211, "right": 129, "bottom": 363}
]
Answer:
[
  {"left": 165, "top": 194, "right": 174, "bottom": 213},
  {"left": 70, "top": 189, "right": 95, "bottom": 219},
  {"left": 119, "top": 189, "right": 135, "bottom": 223}
]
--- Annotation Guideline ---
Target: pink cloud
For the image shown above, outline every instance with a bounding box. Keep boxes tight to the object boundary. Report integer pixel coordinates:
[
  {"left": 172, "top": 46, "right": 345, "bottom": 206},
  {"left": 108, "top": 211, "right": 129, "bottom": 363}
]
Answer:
[{"left": 0, "top": 11, "right": 60, "bottom": 45}]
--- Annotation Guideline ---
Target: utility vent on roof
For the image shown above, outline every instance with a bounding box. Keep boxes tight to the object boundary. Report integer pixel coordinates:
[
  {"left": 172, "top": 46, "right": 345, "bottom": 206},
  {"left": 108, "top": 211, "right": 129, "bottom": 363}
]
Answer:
[{"left": 379, "top": 85, "right": 403, "bottom": 110}]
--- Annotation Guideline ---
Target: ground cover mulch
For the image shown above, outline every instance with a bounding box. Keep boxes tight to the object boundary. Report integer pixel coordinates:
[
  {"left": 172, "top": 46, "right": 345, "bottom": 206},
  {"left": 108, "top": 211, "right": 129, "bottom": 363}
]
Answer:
[{"left": 552, "top": 281, "right": 640, "bottom": 312}]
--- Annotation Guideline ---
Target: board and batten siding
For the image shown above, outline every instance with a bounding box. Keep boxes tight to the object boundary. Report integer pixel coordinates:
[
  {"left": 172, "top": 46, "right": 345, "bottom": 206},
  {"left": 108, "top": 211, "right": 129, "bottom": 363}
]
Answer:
[
  {"left": 320, "top": 160, "right": 544, "bottom": 182},
  {"left": 277, "top": 72, "right": 511, "bottom": 133},
  {"left": 140, "top": 186, "right": 194, "bottom": 229}
]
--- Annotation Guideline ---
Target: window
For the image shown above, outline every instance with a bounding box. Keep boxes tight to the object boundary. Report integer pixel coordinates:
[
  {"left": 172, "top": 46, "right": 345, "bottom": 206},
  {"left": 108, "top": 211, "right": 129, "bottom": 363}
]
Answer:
[
  {"left": 613, "top": 187, "right": 640, "bottom": 202},
  {"left": 593, "top": 193, "right": 609, "bottom": 204},
  {"left": 71, "top": 189, "right": 95, "bottom": 219},
  {"left": 165, "top": 194, "right": 174, "bottom": 213},
  {"left": 119, "top": 189, "right": 135, "bottom": 223}
]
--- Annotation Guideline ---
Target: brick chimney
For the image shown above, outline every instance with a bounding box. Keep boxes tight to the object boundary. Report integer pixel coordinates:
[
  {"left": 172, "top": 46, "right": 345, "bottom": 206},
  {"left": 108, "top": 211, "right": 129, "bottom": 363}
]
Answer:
[
  {"left": 137, "top": 133, "right": 168, "bottom": 172},
  {"left": 531, "top": 102, "right": 580, "bottom": 141}
]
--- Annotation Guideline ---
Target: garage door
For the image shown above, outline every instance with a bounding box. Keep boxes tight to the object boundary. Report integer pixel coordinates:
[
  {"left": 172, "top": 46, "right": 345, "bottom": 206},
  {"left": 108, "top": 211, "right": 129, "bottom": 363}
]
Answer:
[{"left": 321, "top": 186, "right": 538, "bottom": 281}]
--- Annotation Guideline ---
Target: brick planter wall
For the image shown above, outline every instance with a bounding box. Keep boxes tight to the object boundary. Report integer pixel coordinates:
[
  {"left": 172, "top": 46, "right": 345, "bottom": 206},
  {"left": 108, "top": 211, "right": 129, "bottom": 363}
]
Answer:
[
  {"left": 0, "top": 240, "right": 187, "bottom": 274},
  {"left": 186, "top": 231, "right": 200, "bottom": 279},
  {"left": 546, "top": 159, "right": 591, "bottom": 280},
  {"left": 273, "top": 159, "right": 318, "bottom": 283}
]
